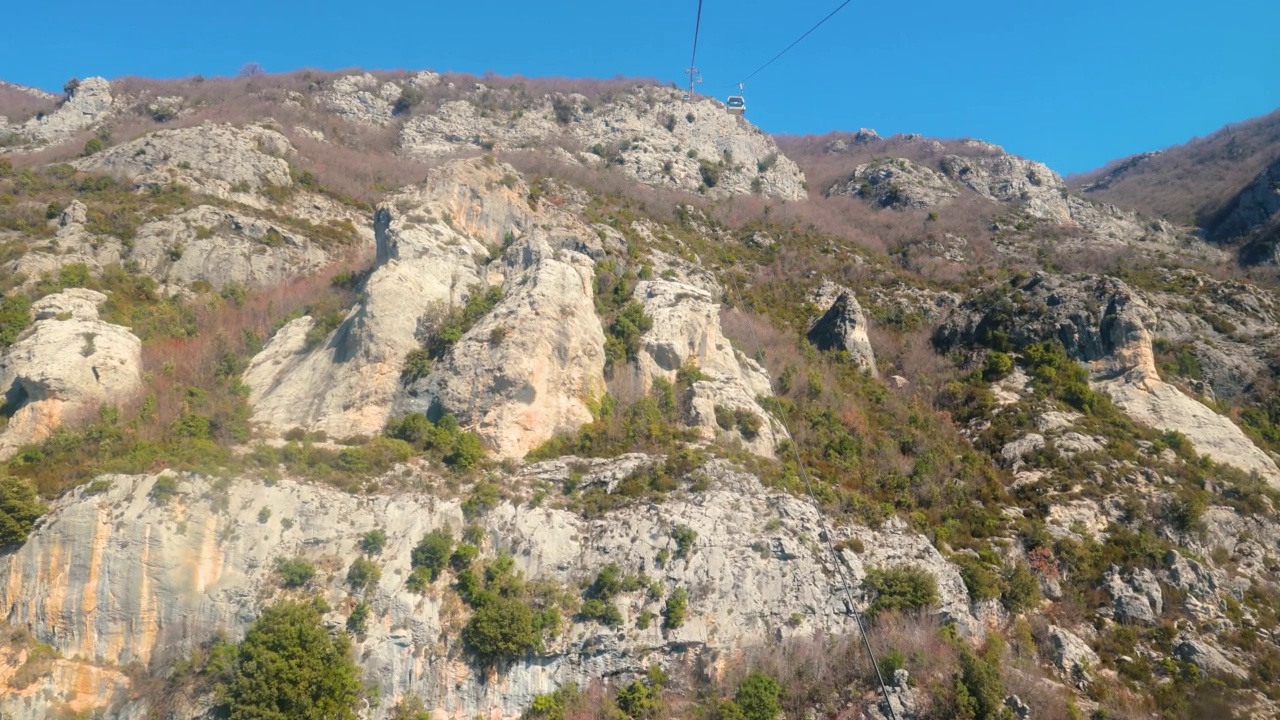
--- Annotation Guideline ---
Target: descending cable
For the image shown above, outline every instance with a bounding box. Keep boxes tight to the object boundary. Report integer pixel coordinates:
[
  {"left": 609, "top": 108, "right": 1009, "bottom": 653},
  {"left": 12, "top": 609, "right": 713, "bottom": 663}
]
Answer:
[
  {"left": 687, "top": 0, "right": 705, "bottom": 95},
  {"left": 721, "top": 269, "right": 899, "bottom": 720},
  {"left": 734, "top": 0, "right": 855, "bottom": 87}
]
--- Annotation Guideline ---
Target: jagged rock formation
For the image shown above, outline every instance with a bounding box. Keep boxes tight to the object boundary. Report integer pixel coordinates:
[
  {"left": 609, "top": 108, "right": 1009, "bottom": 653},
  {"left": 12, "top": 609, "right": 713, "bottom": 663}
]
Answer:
[
  {"left": 0, "top": 289, "right": 142, "bottom": 458},
  {"left": 631, "top": 278, "right": 780, "bottom": 456},
  {"left": 245, "top": 157, "right": 522, "bottom": 441},
  {"left": 11, "top": 77, "right": 113, "bottom": 145},
  {"left": 400, "top": 86, "right": 806, "bottom": 200},
  {"left": 0, "top": 465, "right": 976, "bottom": 720},
  {"left": 827, "top": 157, "right": 958, "bottom": 209},
  {"left": 936, "top": 273, "right": 1280, "bottom": 484},
  {"left": 402, "top": 205, "right": 608, "bottom": 458},
  {"left": 807, "top": 281, "right": 877, "bottom": 373},
  {"left": 941, "top": 153, "right": 1071, "bottom": 221}
]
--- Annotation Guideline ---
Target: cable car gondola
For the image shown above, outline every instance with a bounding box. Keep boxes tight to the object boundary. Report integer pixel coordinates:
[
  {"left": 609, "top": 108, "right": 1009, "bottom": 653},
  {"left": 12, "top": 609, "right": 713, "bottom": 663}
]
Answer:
[{"left": 726, "top": 84, "right": 746, "bottom": 115}]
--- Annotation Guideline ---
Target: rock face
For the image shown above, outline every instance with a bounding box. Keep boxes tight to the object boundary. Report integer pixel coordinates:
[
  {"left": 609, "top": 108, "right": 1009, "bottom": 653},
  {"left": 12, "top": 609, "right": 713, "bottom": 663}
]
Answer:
[
  {"left": 319, "top": 73, "right": 400, "bottom": 126},
  {"left": 16, "top": 77, "right": 113, "bottom": 145},
  {"left": 941, "top": 153, "right": 1069, "bottom": 221},
  {"left": 0, "top": 290, "right": 142, "bottom": 459},
  {"left": 248, "top": 157, "right": 609, "bottom": 458},
  {"left": 1217, "top": 158, "right": 1280, "bottom": 256},
  {"left": 631, "top": 279, "right": 780, "bottom": 457},
  {"left": 74, "top": 122, "right": 294, "bottom": 197},
  {"left": 807, "top": 281, "right": 877, "bottom": 373},
  {"left": 245, "top": 158, "right": 519, "bottom": 440},
  {"left": 827, "top": 157, "right": 958, "bottom": 209},
  {"left": 403, "top": 207, "right": 608, "bottom": 458},
  {"left": 400, "top": 87, "right": 806, "bottom": 200},
  {"left": 1172, "top": 635, "right": 1248, "bottom": 680},
  {"left": 936, "top": 273, "right": 1280, "bottom": 484},
  {"left": 0, "top": 464, "right": 976, "bottom": 720}
]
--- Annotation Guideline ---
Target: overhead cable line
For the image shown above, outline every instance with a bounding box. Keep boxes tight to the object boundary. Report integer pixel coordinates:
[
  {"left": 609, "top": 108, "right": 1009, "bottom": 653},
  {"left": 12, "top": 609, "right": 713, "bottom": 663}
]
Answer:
[
  {"left": 733, "top": 0, "right": 855, "bottom": 88},
  {"left": 686, "top": 0, "right": 705, "bottom": 96},
  {"left": 721, "top": 270, "right": 899, "bottom": 720}
]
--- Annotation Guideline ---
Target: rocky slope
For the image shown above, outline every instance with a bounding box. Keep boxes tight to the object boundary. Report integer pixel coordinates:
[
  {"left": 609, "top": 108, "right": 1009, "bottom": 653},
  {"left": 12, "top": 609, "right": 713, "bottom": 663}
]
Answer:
[{"left": 2, "top": 69, "right": 1280, "bottom": 720}]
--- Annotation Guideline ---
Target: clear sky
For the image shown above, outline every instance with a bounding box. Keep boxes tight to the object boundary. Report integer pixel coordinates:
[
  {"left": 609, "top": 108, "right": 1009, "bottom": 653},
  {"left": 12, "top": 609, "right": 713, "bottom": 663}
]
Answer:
[{"left": 2, "top": 0, "right": 1277, "bottom": 174}]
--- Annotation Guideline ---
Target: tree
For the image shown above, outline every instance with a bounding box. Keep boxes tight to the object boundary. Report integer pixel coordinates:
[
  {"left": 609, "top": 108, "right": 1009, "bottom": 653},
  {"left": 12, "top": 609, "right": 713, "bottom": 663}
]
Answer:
[
  {"left": 734, "top": 670, "right": 782, "bottom": 720},
  {"left": 238, "top": 62, "right": 265, "bottom": 78},
  {"left": 462, "top": 594, "right": 537, "bottom": 661},
  {"left": 221, "top": 600, "right": 361, "bottom": 720},
  {"left": 0, "top": 294, "right": 32, "bottom": 348},
  {"left": 0, "top": 476, "right": 46, "bottom": 547},
  {"left": 411, "top": 527, "right": 453, "bottom": 582},
  {"left": 864, "top": 566, "right": 938, "bottom": 618}
]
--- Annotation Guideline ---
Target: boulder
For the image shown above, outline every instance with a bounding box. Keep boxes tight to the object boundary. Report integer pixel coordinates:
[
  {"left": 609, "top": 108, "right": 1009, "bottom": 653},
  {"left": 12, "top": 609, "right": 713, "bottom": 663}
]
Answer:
[
  {"left": 1103, "top": 566, "right": 1163, "bottom": 625},
  {"left": 0, "top": 290, "right": 142, "bottom": 459},
  {"left": 806, "top": 281, "right": 877, "bottom": 373},
  {"left": 1172, "top": 635, "right": 1248, "bottom": 680},
  {"left": 319, "top": 73, "right": 397, "bottom": 126},
  {"left": 1049, "top": 625, "right": 1100, "bottom": 683}
]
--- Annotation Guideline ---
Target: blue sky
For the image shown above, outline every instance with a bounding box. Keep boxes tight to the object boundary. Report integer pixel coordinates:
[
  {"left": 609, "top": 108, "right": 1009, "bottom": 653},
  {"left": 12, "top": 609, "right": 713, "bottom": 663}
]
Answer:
[{"left": 3, "top": 0, "right": 1276, "bottom": 174}]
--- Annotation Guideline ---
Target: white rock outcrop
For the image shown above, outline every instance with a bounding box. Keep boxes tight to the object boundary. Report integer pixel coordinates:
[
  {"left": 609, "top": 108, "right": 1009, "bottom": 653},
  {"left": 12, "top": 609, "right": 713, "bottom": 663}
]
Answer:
[
  {"left": 17, "top": 77, "right": 113, "bottom": 145},
  {"left": 400, "top": 87, "right": 806, "bottom": 200},
  {"left": 73, "top": 122, "right": 294, "bottom": 197},
  {"left": 806, "top": 281, "right": 877, "bottom": 373},
  {"left": 0, "top": 289, "right": 142, "bottom": 458},
  {"left": 827, "top": 157, "right": 958, "bottom": 209},
  {"left": 632, "top": 278, "right": 779, "bottom": 457}
]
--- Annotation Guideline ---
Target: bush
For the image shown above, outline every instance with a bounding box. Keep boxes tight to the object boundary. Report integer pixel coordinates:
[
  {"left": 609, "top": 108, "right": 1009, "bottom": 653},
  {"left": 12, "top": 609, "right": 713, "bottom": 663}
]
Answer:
[
  {"left": 463, "top": 594, "right": 538, "bottom": 662},
  {"left": 150, "top": 475, "right": 181, "bottom": 504},
  {"left": 699, "top": 160, "right": 722, "bottom": 188},
  {"left": 401, "top": 348, "right": 432, "bottom": 383},
  {"left": 579, "top": 597, "right": 623, "bottom": 626},
  {"left": 359, "top": 528, "right": 387, "bottom": 555},
  {"left": 0, "top": 476, "right": 45, "bottom": 546},
  {"left": 221, "top": 600, "right": 361, "bottom": 720},
  {"left": 714, "top": 404, "right": 735, "bottom": 431},
  {"left": 734, "top": 409, "right": 763, "bottom": 439},
  {"left": 410, "top": 527, "right": 453, "bottom": 583},
  {"left": 450, "top": 542, "right": 479, "bottom": 571},
  {"left": 448, "top": 432, "right": 485, "bottom": 470},
  {"left": 1000, "top": 561, "right": 1040, "bottom": 613},
  {"left": 462, "top": 481, "right": 499, "bottom": 518},
  {"left": 662, "top": 587, "right": 688, "bottom": 630},
  {"left": 0, "top": 294, "right": 32, "bottom": 348},
  {"left": 523, "top": 683, "right": 581, "bottom": 719},
  {"left": 672, "top": 525, "right": 697, "bottom": 560},
  {"left": 734, "top": 670, "right": 782, "bottom": 720},
  {"left": 864, "top": 566, "right": 938, "bottom": 617},
  {"left": 275, "top": 556, "right": 317, "bottom": 588},
  {"left": 346, "top": 557, "right": 382, "bottom": 591},
  {"left": 82, "top": 137, "right": 104, "bottom": 156},
  {"left": 346, "top": 600, "right": 370, "bottom": 637}
]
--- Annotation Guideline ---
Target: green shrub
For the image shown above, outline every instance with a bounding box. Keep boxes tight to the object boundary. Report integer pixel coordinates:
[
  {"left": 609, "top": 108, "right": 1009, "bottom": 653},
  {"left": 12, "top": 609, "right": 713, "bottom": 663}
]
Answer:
[
  {"left": 401, "top": 348, "right": 432, "bottom": 383},
  {"left": 149, "top": 475, "right": 181, "bottom": 504},
  {"left": 615, "top": 678, "right": 661, "bottom": 718},
  {"left": 734, "top": 409, "right": 763, "bottom": 439},
  {"left": 82, "top": 137, "right": 104, "bottom": 156},
  {"left": 714, "top": 404, "right": 735, "bottom": 430},
  {"left": 0, "top": 476, "right": 45, "bottom": 546},
  {"left": 698, "top": 160, "right": 722, "bottom": 188},
  {"left": 0, "top": 294, "right": 32, "bottom": 348},
  {"left": 734, "top": 670, "right": 782, "bottom": 720},
  {"left": 360, "top": 528, "right": 387, "bottom": 556},
  {"left": 275, "top": 556, "right": 317, "bottom": 588},
  {"left": 523, "top": 683, "right": 581, "bottom": 719},
  {"left": 955, "top": 555, "right": 1002, "bottom": 602},
  {"left": 450, "top": 542, "right": 479, "bottom": 571},
  {"left": 1000, "top": 561, "right": 1040, "bottom": 613},
  {"left": 579, "top": 597, "right": 623, "bottom": 626},
  {"left": 345, "top": 600, "right": 370, "bottom": 637},
  {"left": 983, "top": 351, "right": 1014, "bottom": 381},
  {"left": 672, "top": 525, "right": 697, "bottom": 560},
  {"left": 220, "top": 599, "right": 361, "bottom": 720},
  {"left": 448, "top": 432, "right": 485, "bottom": 470},
  {"left": 410, "top": 527, "right": 453, "bottom": 583},
  {"left": 463, "top": 594, "right": 538, "bottom": 662},
  {"left": 662, "top": 587, "right": 688, "bottom": 630},
  {"left": 462, "top": 481, "right": 499, "bottom": 518},
  {"left": 864, "top": 566, "right": 938, "bottom": 617},
  {"left": 346, "top": 557, "right": 382, "bottom": 591}
]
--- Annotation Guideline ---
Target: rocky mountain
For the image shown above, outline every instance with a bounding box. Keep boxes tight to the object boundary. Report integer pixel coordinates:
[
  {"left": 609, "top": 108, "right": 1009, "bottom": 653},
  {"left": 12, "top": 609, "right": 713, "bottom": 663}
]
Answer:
[
  {"left": 1, "top": 71, "right": 1279, "bottom": 720},
  {"left": 1073, "top": 109, "right": 1280, "bottom": 262}
]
